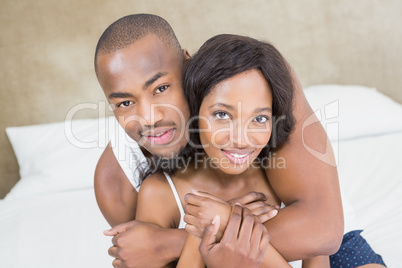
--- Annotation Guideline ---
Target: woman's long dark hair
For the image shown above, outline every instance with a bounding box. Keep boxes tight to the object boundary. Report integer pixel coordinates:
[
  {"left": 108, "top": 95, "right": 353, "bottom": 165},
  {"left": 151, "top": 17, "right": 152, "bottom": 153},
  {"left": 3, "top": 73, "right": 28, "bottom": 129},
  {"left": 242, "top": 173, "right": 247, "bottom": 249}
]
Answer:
[
  {"left": 140, "top": 34, "right": 295, "bottom": 182},
  {"left": 185, "top": 34, "right": 295, "bottom": 159}
]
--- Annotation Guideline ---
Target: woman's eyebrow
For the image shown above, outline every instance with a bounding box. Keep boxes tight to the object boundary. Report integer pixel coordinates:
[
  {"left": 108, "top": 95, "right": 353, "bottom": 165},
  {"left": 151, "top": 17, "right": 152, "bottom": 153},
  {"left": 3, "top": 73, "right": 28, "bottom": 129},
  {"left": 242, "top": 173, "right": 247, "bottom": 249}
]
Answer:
[
  {"left": 209, "top": 103, "right": 272, "bottom": 113},
  {"left": 254, "top": 107, "right": 272, "bottom": 113},
  {"left": 208, "top": 102, "right": 235, "bottom": 110}
]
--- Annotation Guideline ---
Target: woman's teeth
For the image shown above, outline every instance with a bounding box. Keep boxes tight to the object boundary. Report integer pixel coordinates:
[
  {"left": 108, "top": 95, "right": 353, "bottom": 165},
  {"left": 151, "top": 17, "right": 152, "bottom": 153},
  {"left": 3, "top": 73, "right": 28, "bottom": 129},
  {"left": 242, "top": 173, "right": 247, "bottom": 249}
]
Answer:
[{"left": 229, "top": 153, "right": 248, "bottom": 158}]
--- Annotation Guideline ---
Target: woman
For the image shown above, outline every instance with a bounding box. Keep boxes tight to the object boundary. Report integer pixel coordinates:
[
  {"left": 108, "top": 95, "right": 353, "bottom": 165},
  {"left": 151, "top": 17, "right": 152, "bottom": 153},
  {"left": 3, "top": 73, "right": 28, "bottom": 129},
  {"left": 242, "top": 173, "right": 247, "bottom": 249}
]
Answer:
[{"left": 135, "top": 34, "right": 312, "bottom": 267}]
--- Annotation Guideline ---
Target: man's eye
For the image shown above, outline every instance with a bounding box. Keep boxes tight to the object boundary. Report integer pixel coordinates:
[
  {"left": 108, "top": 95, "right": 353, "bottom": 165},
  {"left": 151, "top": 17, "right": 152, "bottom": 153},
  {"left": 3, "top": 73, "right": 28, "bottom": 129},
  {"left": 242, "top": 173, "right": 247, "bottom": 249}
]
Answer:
[
  {"left": 155, "top": 85, "right": 168, "bottom": 94},
  {"left": 254, "top": 115, "right": 269, "bottom": 123},
  {"left": 117, "top": 101, "right": 133, "bottom": 108},
  {"left": 214, "top": 112, "right": 230, "bottom": 120}
]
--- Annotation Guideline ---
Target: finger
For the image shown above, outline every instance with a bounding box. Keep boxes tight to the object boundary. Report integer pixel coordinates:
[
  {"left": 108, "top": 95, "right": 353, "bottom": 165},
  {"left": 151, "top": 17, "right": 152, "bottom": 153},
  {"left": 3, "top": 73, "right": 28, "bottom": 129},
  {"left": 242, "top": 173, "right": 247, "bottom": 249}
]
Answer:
[
  {"left": 104, "top": 221, "right": 137, "bottom": 236},
  {"left": 184, "top": 214, "right": 209, "bottom": 231},
  {"left": 185, "top": 192, "right": 223, "bottom": 207},
  {"left": 250, "top": 204, "right": 277, "bottom": 216},
  {"left": 259, "top": 227, "right": 270, "bottom": 254},
  {"left": 199, "top": 215, "right": 220, "bottom": 254},
  {"left": 238, "top": 208, "right": 255, "bottom": 245},
  {"left": 221, "top": 204, "right": 242, "bottom": 243},
  {"left": 257, "top": 209, "right": 278, "bottom": 223},
  {"left": 184, "top": 193, "right": 203, "bottom": 206},
  {"left": 185, "top": 223, "right": 203, "bottom": 237},
  {"left": 112, "top": 258, "right": 122, "bottom": 268},
  {"left": 249, "top": 219, "right": 264, "bottom": 255},
  {"left": 244, "top": 201, "right": 271, "bottom": 212},
  {"left": 191, "top": 190, "right": 226, "bottom": 203},
  {"left": 111, "top": 233, "right": 122, "bottom": 247},
  {"left": 227, "top": 191, "right": 267, "bottom": 206},
  {"left": 108, "top": 246, "right": 118, "bottom": 258},
  {"left": 184, "top": 203, "right": 201, "bottom": 217},
  {"left": 183, "top": 214, "right": 199, "bottom": 225}
]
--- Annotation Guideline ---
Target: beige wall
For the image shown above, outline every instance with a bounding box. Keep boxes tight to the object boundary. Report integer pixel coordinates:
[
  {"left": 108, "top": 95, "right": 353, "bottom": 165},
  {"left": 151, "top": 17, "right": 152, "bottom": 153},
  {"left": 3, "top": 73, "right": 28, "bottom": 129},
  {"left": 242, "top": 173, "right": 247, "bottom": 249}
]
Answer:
[{"left": 1, "top": 0, "right": 401, "bottom": 198}]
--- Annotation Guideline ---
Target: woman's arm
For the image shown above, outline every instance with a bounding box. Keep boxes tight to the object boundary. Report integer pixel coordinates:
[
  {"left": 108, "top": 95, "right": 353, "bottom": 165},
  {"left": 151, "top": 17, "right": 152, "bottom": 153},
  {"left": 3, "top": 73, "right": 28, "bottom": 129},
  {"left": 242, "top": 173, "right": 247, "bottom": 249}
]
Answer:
[
  {"left": 134, "top": 173, "right": 188, "bottom": 266},
  {"left": 177, "top": 234, "right": 205, "bottom": 268}
]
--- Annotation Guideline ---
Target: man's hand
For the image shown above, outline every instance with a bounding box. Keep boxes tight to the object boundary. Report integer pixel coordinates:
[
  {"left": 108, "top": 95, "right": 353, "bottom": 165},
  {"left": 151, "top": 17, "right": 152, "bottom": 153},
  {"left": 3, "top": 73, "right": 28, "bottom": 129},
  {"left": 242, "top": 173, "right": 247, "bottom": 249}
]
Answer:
[
  {"left": 199, "top": 204, "right": 270, "bottom": 268},
  {"left": 105, "top": 220, "right": 178, "bottom": 268},
  {"left": 184, "top": 191, "right": 278, "bottom": 239},
  {"left": 227, "top": 191, "right": 279, "bottom": 223}
]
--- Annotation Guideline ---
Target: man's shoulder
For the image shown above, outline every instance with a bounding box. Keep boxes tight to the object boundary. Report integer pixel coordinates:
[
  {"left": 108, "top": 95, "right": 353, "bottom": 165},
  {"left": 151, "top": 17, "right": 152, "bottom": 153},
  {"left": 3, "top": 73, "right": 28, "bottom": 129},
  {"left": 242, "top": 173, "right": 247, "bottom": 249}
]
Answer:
[
  {"left": 95, "top": 144, "right": 127, "bottom": 186},
  {"left": 94, "top": 144, "right": 138, "bottom": 226}
]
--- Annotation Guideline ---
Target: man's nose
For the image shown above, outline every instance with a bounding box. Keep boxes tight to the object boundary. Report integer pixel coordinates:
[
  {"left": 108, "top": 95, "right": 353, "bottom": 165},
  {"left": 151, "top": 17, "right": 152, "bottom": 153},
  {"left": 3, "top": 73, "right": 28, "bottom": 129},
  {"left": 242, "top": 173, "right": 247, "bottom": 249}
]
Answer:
[{"left": 138, "top": 101, "right": 164, "bottom": 127}]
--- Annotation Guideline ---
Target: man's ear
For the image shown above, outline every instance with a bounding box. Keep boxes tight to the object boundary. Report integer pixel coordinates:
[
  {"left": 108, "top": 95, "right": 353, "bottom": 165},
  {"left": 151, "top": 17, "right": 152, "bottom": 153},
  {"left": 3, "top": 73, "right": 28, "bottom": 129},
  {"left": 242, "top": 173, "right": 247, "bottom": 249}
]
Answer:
[{"left": 182, "top": 49, "right": 191, "bottom": 60}]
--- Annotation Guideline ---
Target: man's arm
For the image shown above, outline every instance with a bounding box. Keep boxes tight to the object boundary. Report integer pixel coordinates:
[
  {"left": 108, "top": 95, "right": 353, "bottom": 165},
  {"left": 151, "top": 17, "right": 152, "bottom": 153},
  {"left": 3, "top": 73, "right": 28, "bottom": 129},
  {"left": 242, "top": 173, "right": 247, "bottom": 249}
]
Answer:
[
  {"left": 95, "top": 144, "right": 186, "bottom": 268},
  {"left": 262, "top": 68, "right": 344, "bottom": 260},
  {"left": 94, "top": 143, "right": 137, "bottom": 227}
]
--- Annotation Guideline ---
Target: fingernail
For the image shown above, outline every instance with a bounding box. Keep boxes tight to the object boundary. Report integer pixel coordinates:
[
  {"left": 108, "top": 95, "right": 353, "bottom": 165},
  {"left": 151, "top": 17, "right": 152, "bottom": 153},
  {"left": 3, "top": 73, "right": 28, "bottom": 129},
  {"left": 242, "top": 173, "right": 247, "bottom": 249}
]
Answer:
[
  {"left": 103, "top": 229, "right": 110, "bottom": 234},
  {"left": 192, "top": 189, "right": 200, "bottom": 194},
  {"left": 235, "top": 202, "right": 242, "bottom": 207},
  {"left": 271, "top": 210, "right": 278, "bottom": 217},
  {"left": 275, "top": 205, "right": 281, "bottom": 210},
  {"left": 212, "top": 215, "right": 218, "bottom": 224}
]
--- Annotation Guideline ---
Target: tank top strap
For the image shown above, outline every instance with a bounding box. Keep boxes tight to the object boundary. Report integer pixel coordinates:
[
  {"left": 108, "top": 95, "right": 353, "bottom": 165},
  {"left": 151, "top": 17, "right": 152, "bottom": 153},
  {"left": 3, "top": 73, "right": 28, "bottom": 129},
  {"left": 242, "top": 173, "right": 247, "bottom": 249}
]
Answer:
[{"left": 163, "top": 172, "right": 186, "bottom": 229}]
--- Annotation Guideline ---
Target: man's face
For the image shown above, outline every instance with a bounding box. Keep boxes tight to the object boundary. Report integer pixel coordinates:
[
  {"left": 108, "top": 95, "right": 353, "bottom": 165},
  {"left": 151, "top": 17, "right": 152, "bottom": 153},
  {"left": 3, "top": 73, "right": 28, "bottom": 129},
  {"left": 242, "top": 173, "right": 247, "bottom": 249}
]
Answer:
[{"left": 96, "top": 34, "right": 190, "bottom": 158}]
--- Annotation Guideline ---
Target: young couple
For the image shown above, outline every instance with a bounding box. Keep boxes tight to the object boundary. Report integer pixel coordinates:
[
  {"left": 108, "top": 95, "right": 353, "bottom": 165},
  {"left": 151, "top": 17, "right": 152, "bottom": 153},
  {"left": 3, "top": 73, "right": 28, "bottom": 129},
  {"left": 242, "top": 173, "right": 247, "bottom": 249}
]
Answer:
[{"left": 94, "top": 14, "right": 386, "bottom": 268}]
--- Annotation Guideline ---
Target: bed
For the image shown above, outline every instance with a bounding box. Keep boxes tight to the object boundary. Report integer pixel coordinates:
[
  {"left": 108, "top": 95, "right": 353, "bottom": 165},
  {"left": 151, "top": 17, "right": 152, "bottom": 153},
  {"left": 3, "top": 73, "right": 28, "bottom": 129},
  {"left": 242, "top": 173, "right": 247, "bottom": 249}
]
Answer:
[{"left": 1, "top": 85, "right": 401, "bottom": 267}]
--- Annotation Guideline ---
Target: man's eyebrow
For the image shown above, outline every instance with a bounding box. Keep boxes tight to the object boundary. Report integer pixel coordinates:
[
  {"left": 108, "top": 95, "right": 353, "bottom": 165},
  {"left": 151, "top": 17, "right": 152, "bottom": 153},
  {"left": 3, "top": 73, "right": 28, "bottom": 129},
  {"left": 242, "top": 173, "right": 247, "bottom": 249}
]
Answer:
[
  {"left": 143, "top": 72, "right": 168, "bottom": 90},
  {"left": 209, "top": 102, "right": 235, "bottom": 110},
  {"left": 108, "top": 92, "right": 134, "bottom": 99}
]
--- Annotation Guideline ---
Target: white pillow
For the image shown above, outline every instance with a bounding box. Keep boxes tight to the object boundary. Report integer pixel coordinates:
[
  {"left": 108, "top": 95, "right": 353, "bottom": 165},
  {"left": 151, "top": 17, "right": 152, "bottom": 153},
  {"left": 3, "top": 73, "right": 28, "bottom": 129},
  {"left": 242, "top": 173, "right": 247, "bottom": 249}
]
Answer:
[
  {"left": 304, "top": 85, "right": 402, "bottom": 141},
  {"left": 4, "top": 117, "right": 117, "bottom": 200}
]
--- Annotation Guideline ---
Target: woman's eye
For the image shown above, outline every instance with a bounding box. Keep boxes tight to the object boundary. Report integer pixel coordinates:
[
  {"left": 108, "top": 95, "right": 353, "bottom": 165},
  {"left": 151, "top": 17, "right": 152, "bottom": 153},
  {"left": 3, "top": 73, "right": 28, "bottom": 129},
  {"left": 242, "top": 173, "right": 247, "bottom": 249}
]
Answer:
[
  {"left": 254, "top": 115, "right": 269, "bottom": 123},
  {"left": 215, "top": 112, "right": 230, "bottom": 120},
  {"left": 117, "top": 101, "right": 133, "bottom": 108},
  {"left": 155, "top": 85, "right": 168, "bottom": 94}
]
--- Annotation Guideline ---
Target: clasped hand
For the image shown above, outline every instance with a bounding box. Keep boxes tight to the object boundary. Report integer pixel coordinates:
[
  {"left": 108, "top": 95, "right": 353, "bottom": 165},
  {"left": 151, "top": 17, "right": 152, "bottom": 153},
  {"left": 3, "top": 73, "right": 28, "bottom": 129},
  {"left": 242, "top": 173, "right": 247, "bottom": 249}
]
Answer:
[
  {"left": 104, "top": 191, "right": 278, "bottom": 268},
  {"left": 184, "top": 190, "right": 279, "bottom": 240}
]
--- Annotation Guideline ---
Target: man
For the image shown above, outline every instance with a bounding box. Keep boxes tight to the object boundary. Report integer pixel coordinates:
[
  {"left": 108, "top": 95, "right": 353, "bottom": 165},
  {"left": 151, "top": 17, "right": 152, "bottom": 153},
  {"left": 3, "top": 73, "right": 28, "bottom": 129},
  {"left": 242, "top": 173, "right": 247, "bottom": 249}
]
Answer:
[{"left": 94, "top": 14, "right": 344, "bottom": 267}]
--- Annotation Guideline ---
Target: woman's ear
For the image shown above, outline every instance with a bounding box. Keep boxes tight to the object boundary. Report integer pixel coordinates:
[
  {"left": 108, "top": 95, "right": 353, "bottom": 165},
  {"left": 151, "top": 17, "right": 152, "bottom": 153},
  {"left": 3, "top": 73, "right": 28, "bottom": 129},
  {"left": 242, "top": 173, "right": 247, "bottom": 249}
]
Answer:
[{"left": 182, "top": 49, "right": 191, "bottom": 60}]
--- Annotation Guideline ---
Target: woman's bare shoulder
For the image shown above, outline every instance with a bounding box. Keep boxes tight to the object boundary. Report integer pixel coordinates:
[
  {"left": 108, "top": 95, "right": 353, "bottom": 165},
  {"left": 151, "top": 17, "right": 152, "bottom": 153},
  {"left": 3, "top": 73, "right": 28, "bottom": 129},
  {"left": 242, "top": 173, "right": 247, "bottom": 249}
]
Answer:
[{"left": 136, "top": 172, "right": 180, "bottom": 228}]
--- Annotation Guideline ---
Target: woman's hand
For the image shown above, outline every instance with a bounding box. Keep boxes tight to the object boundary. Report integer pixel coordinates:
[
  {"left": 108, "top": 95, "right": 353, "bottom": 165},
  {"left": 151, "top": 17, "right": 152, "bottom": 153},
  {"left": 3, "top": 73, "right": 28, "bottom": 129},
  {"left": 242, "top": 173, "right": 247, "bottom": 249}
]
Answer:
[
  {"left": 199, "top": 204, "right": 270, "bottom": 268},
  {"left": 184, "top": 191, "right": 231, "bottom": 240},
  {"left": 184, "top": 191, "right": 279, "bottom": 240}
]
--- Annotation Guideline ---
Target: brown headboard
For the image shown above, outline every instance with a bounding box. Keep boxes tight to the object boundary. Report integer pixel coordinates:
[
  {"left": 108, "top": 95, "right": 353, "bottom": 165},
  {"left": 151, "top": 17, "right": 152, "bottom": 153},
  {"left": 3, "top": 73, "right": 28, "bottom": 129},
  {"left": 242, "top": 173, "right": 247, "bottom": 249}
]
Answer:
[{"left": 1, "top": 0, "right": 401, "bottom": 198}]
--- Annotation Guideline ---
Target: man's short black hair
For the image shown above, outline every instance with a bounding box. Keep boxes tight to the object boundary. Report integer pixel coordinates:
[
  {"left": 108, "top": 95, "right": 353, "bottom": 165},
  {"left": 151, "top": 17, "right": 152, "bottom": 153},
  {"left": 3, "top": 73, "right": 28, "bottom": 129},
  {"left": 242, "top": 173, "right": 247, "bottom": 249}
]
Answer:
[{"left": 94, "top": 14, "right": 182, "bottom": 73}]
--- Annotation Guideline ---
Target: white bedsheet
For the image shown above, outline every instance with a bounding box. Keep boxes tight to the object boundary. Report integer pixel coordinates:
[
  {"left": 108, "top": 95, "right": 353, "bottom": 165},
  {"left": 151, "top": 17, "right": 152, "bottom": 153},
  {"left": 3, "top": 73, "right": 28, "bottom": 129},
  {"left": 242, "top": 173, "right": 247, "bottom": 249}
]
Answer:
[
  {"left": 0, "top": 188, "right": 111, "bottom": 268},
  {"left": 0, "top": 132, "right": 401, "bottom": 267},
  {"left": 334, "top": 131, "right": 402, "bottom": 267}
]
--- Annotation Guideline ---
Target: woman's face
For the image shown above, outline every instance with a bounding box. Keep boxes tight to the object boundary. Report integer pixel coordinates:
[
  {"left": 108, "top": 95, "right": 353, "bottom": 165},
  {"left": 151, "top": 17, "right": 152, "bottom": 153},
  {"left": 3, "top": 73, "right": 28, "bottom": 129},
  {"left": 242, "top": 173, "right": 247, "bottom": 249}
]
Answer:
[{"left": 198, "top": 69, "right": 273, "bottom": 175}]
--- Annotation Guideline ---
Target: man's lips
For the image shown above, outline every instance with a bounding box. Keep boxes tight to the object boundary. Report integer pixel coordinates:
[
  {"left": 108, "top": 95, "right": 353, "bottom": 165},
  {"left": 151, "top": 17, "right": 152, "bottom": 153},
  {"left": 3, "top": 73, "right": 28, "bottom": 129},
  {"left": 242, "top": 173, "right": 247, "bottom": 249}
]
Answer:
[
  {"left": 221, "top": 149, "right": 254, "bottom": 165},
  {"left": 142, "top": 128, "right": 176, "bottom": 146}
]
